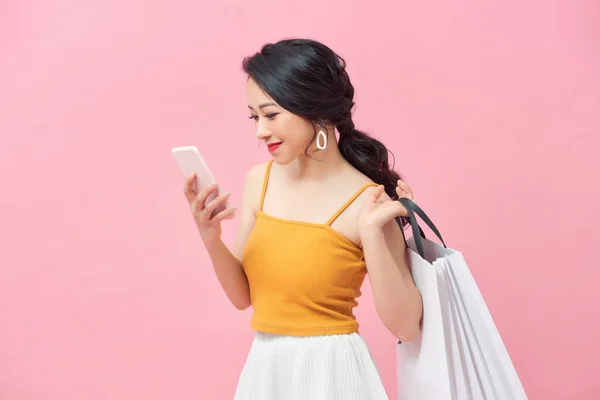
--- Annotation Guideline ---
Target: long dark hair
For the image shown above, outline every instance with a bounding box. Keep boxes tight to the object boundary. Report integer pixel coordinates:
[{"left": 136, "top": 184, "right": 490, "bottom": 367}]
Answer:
[{"left": 242, "top": 38, "right": 404, "bottom": 203}]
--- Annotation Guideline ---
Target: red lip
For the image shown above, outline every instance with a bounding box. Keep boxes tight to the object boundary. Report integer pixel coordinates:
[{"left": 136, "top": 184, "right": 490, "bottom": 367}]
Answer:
[{"left": 267, "top": 142, "right": 282, "bottom": 152}]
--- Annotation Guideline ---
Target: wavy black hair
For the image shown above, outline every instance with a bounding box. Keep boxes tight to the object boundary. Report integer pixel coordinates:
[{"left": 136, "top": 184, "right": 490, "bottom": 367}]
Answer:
[{"left": 242, "top": 38, "right": 405, "bottom": 206}]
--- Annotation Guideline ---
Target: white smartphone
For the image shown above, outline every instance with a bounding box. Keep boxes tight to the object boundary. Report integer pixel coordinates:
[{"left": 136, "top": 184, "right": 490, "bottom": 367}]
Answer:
[{"left": 171, "top": 145, "right": 227, "bottom": 214}]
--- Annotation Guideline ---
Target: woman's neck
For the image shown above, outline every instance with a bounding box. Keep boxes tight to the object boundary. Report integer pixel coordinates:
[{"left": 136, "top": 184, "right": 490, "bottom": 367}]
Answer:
[{"left": 284, "top": 140, "right": 349, "bottom": 182}]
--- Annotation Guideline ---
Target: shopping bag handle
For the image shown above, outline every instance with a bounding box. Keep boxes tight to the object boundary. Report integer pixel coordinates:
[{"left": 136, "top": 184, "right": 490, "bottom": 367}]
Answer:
[
  {"left": 395, "top": 216, "right": 426, "bottom": 246},
  {"left": 395, "top": 198, "right": 447, "bottom": 258}
]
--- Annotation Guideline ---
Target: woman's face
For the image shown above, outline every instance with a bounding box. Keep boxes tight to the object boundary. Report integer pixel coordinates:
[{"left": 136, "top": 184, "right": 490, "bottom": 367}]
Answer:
[{"left": 246, "top": 78, "right": 317, "bottom": 165}]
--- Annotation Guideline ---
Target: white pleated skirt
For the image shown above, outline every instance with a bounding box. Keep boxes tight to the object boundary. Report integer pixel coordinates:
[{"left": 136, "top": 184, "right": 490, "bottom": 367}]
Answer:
[{"left": 234, "top": 331, "right": 389, "bottom": 400}]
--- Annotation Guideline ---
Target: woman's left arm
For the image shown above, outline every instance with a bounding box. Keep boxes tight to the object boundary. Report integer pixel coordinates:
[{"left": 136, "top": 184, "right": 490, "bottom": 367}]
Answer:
[{"left": 358, "top": 182, "right": 423, "bottom": 342}]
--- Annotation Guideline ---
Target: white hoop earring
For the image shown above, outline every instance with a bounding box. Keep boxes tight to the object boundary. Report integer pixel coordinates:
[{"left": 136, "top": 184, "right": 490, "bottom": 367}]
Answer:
[{"left": 316, "top": 130, "right": 327, "bottom": 150}]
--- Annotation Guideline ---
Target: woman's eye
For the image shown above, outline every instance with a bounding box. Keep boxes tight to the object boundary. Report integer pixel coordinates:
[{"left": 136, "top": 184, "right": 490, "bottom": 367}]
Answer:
[{"left": 248, "top": 113, "right": 278, "bottom": 120}]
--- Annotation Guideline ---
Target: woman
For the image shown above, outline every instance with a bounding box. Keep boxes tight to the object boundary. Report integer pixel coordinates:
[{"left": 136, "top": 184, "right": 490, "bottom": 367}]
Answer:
[{"left": 183, "top": 38, "right": 423, "bottom": 399}]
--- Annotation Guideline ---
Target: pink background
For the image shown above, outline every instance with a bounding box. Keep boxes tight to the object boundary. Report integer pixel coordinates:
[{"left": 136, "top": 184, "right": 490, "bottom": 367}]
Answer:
[{"left": 1, "top": 0, "right": 599, "bottom": 399}]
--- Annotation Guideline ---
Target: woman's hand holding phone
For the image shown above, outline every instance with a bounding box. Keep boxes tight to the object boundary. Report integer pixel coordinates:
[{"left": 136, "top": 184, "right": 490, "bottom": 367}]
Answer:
[{"left": 183, "top": 173, "right": 237, "bottom": 245}]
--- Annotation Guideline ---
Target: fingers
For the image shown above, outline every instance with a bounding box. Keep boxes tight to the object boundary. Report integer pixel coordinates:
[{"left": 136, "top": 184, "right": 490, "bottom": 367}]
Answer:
[
  {"left": 385, "top": 200, "right": 407, "bottom": 216},
  {"left": 190, "top": 183, "right": 219, "bottom": 213},
  {"left": 377, "top": 200, "right": 409, "bottom": 225},
  {"left": 396, "top": 179, "right": 415, "bottom": 202},
  {"left": 183, "top": 173, "right": 197, "bottom": 203},
  {"left": 213, "top": 205, "right": 237, "bottom": 222},
  {"left": 203, "top": 191, "right": 232, "bottom": 220},
  {"left": 369, "top": 185, "right": 386, "bottom": 202}
]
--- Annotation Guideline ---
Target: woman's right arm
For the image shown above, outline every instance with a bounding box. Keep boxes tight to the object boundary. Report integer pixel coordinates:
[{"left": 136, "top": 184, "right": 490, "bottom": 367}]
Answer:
[{"left": 184, "top": 164, "right": 264, "bottom": 310}]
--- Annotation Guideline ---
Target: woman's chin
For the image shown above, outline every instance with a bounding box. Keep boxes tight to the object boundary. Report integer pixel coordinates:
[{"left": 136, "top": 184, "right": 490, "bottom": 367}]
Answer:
[{"left": 272, "top": 154, "right": 294, "bottom": 165}]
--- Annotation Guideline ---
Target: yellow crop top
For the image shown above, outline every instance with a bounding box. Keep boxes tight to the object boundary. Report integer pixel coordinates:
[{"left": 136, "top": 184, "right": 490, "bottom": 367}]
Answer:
[{"left": 242, "top": 159, "right": 377, "bottom": 336}]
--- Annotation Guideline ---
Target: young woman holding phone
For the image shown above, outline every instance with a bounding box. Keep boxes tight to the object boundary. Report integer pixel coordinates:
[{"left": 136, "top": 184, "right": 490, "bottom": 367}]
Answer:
[{"left": 182, "top": 38, "right": 422, "bottom": 399}]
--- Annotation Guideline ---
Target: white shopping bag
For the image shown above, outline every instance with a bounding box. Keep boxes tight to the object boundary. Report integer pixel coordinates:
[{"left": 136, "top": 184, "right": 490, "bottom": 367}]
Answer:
[
  {"left": 396, "top": 240, "right": 453, "bottom": 400},
  {"left": 443, "top": 244, "right": 527, "bottom": 399},
  {"left": 396, "top": 239, "right": 452, "bottom": 399},
  {"left": 395, "top": 199, "right": 527, "bottom": 400}
]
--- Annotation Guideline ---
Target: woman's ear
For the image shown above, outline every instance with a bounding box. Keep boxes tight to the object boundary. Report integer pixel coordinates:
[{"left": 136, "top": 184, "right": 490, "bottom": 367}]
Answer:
[{"left": 313, "top": 119, "right": 334, "bottom": 132}]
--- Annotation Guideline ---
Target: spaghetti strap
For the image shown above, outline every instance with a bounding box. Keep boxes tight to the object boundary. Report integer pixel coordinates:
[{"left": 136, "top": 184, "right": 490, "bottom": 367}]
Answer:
[
  {"left": 325, "top": 183, "right": 379, "bottom": 226},
  {"left": 258, "top": 159, "right": 275, "bottom": 212}
]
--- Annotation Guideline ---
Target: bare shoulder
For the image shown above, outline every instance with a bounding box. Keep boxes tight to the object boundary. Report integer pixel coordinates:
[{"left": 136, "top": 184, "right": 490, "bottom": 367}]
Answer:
[
  {"left": 241, "top": 160, "right": 270, "bottom": 214},
  {"left": 231, "top": 161, "right": 270, "bottom": 261},
  {"left": 339, "top": 170, "right": 398, "bottom": 228},
  {"left": 327, "top": 169, "right": 380, "bottom": 236},
  {"left": 244, "top": 161, "right": 268, "bottom": 185},
  {"left": 344, "top": 168, "right": 388, "bottom": 205}
]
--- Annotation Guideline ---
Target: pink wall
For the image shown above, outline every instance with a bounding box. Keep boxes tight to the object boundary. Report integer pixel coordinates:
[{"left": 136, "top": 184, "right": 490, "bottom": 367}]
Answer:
[{"left": 1, "top": 0, "right": 599, "bottom": 398}]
